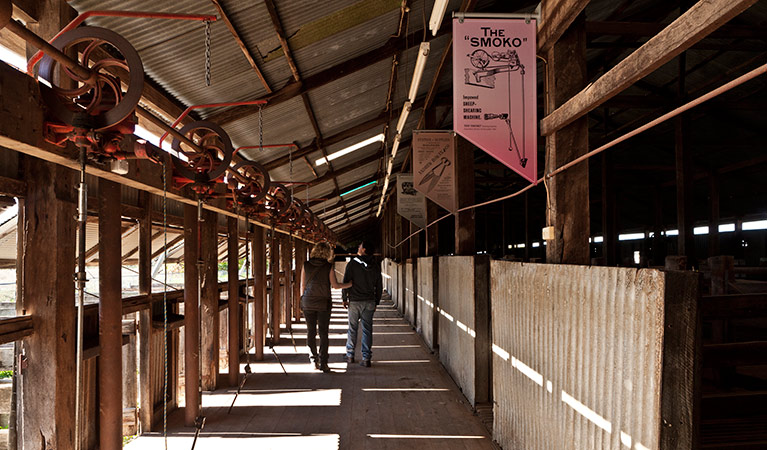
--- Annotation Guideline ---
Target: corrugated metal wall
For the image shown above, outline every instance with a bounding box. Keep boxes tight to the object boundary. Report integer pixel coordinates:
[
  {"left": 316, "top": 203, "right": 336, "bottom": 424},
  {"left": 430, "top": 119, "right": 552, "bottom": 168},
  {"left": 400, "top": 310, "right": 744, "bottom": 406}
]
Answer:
[
  {"left": 438, "top": 256, "right": 478, "bottom": 405},
  {"left": 416, "top": 257, "right": 435, "bottom": 351},
  {"left": 404, "top": 261, "right": 414, "bottom": 326},
  {"left": 490, "top": 261, "right": 665, "bottom": 450}
]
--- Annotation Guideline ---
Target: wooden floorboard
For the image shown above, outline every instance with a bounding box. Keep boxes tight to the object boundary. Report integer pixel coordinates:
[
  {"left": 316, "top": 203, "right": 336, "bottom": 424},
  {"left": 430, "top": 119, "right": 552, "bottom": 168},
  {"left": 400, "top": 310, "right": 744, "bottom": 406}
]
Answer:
[{"left": 127, "top": 289, "right": 495, "bottom": 449}]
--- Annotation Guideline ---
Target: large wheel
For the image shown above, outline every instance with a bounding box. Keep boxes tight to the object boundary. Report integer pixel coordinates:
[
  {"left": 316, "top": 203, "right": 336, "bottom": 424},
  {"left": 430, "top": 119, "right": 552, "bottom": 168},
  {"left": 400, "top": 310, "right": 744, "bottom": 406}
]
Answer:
[
  {"left": 38, "top": 26, "right": 144, "bottom": 130},
  {"left": 171, "top": 121, "right": 234, "bottom": 184},
  {"left": 228, "top": 161, "right": 271, "bottom": 205},
  {"left": 266, "top": 183, "right": 291, "bottom": 218}
]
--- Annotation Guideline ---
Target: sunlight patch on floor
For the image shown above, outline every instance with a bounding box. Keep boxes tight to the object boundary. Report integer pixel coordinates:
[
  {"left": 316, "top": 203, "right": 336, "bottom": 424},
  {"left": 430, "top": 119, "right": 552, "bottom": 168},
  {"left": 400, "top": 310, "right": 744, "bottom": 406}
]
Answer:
[{"left": 204, "top": 388, "right": 342, "bottom": 407}]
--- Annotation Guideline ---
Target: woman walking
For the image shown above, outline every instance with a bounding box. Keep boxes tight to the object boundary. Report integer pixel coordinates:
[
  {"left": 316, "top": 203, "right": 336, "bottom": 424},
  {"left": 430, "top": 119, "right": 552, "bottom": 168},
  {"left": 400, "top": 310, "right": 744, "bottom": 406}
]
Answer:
[{"left": 300, "top": 242, "right": 352, "bottom": 372}]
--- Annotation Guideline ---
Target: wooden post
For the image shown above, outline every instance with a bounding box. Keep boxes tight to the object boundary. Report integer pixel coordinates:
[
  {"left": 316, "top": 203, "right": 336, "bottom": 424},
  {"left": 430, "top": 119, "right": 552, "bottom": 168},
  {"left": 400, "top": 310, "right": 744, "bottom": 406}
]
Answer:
[
  {"left": 200, "top": 209, "right": 219, "bottom": 390},
  {"left": 19, "top": 160, "right": 77, "bottom": 449},
  {"left": 675, "top": 51, "right": 695, "bottom": 265},
  {"left": 98, "top": 179, "right": 123, "bottom": 450},
  {"left": 253, "top": 226, "right": 266, "bottom": 361},
  {"left": 226, "top": 217, "right": 240, "bottom": 387},
  {"left": 653, "top": 187, "right": 665, "bottom": 266},
  {"left": 137, "top": 191, "right": 154, "bottom": 431},
  {"left": 182, "top": 204, "right": 200, "bottom": 426},
  {"left": 271, "top": 232, "right": 281, "bottom": 344},
  {"left": 282, "top": 237, "right": 293, "bottom": 332},
  {"left": 544, "top": 14, "right": 590, "bottom": 264},
  {"left": 524, "top": 193, "right": 531, "bottom": 261},
  {"left": 455, "top": 137, "right": 475, "bottom": 255},
  {"left": 410, "top": 221, "right": 419, "bottom": 327}
]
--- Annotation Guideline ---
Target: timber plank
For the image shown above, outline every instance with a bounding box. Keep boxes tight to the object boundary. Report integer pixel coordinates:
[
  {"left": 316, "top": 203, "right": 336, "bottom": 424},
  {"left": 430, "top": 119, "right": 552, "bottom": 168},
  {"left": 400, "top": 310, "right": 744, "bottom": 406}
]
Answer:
[{"left": 540, "top": 0, "right": 759, "bottom": 136}]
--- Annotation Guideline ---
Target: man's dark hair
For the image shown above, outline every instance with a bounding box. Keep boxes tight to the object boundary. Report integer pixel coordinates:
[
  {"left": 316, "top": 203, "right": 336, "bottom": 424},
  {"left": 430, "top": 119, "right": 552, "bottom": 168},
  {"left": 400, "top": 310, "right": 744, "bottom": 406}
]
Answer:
[{"left": 359, "top": 240, "right": 375, "bottom": 254}]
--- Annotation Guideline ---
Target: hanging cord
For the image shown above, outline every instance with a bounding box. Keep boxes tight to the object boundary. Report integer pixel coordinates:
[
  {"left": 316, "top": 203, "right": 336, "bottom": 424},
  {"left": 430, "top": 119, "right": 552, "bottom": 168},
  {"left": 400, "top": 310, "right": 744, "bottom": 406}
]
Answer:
[
  {"left": 191, "top": 197, "right": 206, "bottom": 450},
  {"left": 162, "top": 161, "right": 169, "bottom": 450},
  {"left": 204, "top": 19, "right": 211, "bottom": 86},
  {"left": 74, "top": 144, "right": 88, "bottom": 450}
]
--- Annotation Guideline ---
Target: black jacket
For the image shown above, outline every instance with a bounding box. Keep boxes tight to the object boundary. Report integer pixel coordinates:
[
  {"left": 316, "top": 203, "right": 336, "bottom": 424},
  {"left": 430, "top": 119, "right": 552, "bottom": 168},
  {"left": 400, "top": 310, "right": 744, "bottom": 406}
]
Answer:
[
  {"left": 301, "top": 258, "right": 332, "bottom": 311},
  {"left": 342, "top": 254, "right": 382, "bottom": 304}
]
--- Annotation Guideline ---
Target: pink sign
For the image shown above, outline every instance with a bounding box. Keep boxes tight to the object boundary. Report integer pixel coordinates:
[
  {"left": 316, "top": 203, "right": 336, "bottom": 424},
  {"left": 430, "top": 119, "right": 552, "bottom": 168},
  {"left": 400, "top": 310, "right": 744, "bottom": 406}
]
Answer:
[
  {"left": 413, "top": 131, "right": 457, "bottom": 213},
  {"left": 453, "top": 18, "right": 537, "bottom": 184}
]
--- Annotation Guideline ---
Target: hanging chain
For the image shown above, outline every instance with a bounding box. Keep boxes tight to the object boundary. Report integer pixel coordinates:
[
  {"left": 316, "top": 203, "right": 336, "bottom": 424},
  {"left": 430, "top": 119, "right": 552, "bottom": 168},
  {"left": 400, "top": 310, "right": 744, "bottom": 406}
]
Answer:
[
  {"left": 162, "top": 162, "right": 169, "bottom": 450},
  {"left": 258, "top": 105, "right": 263, "bottom": 148},
  {"left": 204, "top": 20, "right": 212, "bottom": 86},
  {"left": 289, "top": 145, "right": 293, "bottom": 203}
]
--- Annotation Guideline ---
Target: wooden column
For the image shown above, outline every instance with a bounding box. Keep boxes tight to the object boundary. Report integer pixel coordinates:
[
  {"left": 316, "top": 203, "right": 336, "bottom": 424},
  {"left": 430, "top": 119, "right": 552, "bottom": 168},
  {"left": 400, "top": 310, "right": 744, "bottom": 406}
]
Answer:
[
  {"left": 675, "top": 51, "right": 695, "bottom": 264},
  {"left": 137, "top": 191, "right": 154, "bottom": 431},
  {"left": 708, "top": 173, "right": 720, "bottom": 257},
  {"left": 98, "top": 179, "right": 122, "bottom": 450},
  {"left": 524, "top": 193, "right": 530, "bottom": 261},
  {"left": 282, "top": 237, "right": 293, "bottom": 332},
  {"left": 653, "top": 187, "right": 665, "bottom": 266},
  {"left": 20, "top": 160, "right": 76, "bottom": 449},
  {"left": 544, "top": 15, "right": 590, "bottom": 264},
  {"left": 200, "top": 209, "right": 219, "bottom": 390},
  {"left": 182, "top": 204, "right": 200, "bottom": 426},
  {"left": 226, "top": 217, "right": 240, "bottom": 387},
  {"left": 270, "top": 232, "right": 281, "bottom": 344},
  {"left": 455, "top": 137, "right": 475, "bottom": 255},
  {"left": 252, "top": 226, "right": 266, "bottom": 360}
]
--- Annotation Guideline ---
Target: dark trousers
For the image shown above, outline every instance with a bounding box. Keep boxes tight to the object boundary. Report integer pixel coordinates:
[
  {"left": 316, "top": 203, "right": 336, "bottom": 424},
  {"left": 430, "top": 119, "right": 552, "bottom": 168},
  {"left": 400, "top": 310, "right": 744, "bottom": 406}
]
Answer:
[{"left": 303, "top": 309, "right": 331, "bottom": 365}]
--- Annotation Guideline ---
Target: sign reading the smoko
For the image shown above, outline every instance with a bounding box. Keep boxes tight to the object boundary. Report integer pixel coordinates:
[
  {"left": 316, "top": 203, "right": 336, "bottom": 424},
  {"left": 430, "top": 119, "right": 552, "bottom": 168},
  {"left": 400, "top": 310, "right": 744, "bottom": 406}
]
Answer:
[
  {"left": 396, "top": 174, "right": 426, "bottom": 229},
  {"left": 453, "top": 17, "right": 537, "bottom": 184},
  {"left": 413, "top": 130, "right": 457, "bottom": 213}
]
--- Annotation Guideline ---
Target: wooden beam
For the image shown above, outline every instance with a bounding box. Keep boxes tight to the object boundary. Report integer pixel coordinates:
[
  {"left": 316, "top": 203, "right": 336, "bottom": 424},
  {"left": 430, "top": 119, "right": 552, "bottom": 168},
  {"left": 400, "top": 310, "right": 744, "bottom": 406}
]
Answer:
[
  {"left": 210, "top": 0, "right": 271, "bottom": 93},
  {"left": 544, "top": 13, "right": 590, "bottom": 264},
  {"left": 540, "top": 0, "right": 758, "bottom": 136},
  {"left": 98, "top": 179, "right": 123, "bottom": 450},
  {"left": 264, "top": 0, "right": 300, "bottom": 82},
  {"left": 182, "top": 204, "right": 200, "bottom": 426},
  {"left": 20, "top": 159, "right": 76, "bottom": 448},
  {"left": 137, "top": 191, "right": 154, "bottom": 432},
  {"left": 200, "top": 209, "right": 219, "bottom": 390},
  {"left": 538, "top": 0, "right": 591, "bottom": 53},
  {"left": 0, "top": 175, "right": 25, "bottom": 197},
  {"left": 586, "top": 20, "right": 767, "bottom": 40},
  {"left": 294, "top": 152, "right": 382, "bottom": 196},
  {"left": 227, "top": 217, "right": 240, "bottom": 387},
  {"left": 0, "top": 315, "right": 33, "bottom": 345},
  {"left": 252, "top": 226, "right": 266, "bottom": 361}
]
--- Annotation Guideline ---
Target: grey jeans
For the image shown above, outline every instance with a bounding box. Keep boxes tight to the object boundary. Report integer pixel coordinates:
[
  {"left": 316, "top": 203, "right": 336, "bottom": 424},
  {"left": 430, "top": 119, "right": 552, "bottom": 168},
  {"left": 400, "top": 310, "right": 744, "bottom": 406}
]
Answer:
[{"left": 346, "top": 300, "right": 376, "bottom": 360}]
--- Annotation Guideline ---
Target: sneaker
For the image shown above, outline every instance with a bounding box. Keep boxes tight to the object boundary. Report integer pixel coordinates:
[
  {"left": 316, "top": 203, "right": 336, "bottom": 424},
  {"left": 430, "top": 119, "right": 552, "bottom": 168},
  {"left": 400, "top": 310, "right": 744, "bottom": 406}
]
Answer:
[
  {"left": 344, "top": 355, "right": 355, "bottom": 364},
  {"left": 311, "top": 356, "right": 320, "bottom": 370},
  {"left": 360, "top": 359, "right": 371, "bottom": 367}
]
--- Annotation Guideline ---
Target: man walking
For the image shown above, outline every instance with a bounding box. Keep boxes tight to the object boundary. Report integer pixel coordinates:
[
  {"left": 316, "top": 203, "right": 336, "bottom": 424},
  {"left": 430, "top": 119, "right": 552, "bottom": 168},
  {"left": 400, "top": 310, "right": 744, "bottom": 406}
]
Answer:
[{"left": 342, "top": 240, "right": 382, "bottom": 367}]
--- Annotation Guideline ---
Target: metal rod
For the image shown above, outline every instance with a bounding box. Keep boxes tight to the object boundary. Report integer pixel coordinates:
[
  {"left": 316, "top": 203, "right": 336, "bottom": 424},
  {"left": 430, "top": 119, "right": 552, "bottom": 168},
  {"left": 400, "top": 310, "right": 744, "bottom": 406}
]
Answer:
[
  {"left": 27, "top": 10, "right": 217, "bottom": 74},
  {"left": 74, "top": 145, "right": 88, "bottom": 450},
  {"left": 6, "top": 19, "right": 92, "bottom": 81},
  {"left": 136, "top": 107, "right": 206, "bottom": 155},
  {"left": 453, "top": 11, "right": 539, "bottom": 21},
  {"left": 159, "top": 100, "right": 268, "bottom": 146}
]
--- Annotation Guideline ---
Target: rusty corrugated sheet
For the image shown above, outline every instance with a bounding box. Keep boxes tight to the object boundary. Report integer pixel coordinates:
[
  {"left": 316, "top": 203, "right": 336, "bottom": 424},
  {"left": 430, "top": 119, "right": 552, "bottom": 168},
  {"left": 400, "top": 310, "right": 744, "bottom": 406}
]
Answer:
[
  {"left": 404, "top": 261, "right": 414, "bottom": 326},
  {"left": 490, "top": 261, "right": 665, "bottom": 450},
  {"left": 416, "top": 256, "right": 435, "bottom": 350},
  {"left": 438, "top": 256, "right": 477, "bottom": 405}
]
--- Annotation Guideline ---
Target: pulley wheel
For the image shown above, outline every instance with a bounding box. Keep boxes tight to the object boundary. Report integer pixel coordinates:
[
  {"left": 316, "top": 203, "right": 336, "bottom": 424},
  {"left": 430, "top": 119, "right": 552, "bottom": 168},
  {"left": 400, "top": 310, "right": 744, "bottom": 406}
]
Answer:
[
  {"left": 228, "top": 161, "right": 271, "bottom": 205},
  {"left": 266, "top": 183, "right": 291, "bottom": 218},
  {"left": 38, "top": 26, "right": 144, "bottom": 130},
  {"left": 171, "top": 120, "right": 234, "bottom": 183}
]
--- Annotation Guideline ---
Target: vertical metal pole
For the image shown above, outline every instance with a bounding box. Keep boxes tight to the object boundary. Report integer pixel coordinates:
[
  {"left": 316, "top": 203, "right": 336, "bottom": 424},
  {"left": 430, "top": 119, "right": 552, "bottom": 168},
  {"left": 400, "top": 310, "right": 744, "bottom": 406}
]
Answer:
[{"left": 74, "top": 146, "right": 87, "bottom": 450}]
